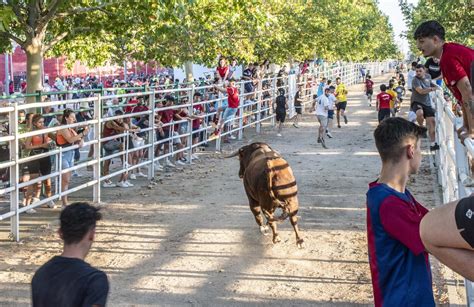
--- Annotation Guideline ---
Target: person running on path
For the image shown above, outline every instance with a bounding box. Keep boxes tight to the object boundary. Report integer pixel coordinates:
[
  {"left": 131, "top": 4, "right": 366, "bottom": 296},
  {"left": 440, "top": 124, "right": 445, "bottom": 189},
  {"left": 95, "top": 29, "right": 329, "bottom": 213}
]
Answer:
[
  {"left": 414, "top": 20, "right": 474, "bottom": 142},
  {"left": 32, "top": 202, "right": 109, "bottom": 307},
  {"left": 293, "top": 86, "right": 304, "bottom": 128},
  {"left": 335, "top": 77, "right": 348, "bottom": 128},
  {"left": 367, "top": 117, "right": 434, "bottom": 307},
  {"left": 273, "top": 88, "right": 288, "bottom": 137},
  {"left": 312, "top": 87, "right": 330, "bottom": 148},
  {"left": 386, "top": 82, "right": 399, "bottom": 117},
  {"left": 326, "top": 85, "right": 337, "bottom": 138},
  {"left": 365, "top": 75, "right": 374, "bottom": 106},
  {"left": 411, "top": 64, "right": 439, "bottom": 151},
  {"left": 317, "top": 77, "right": 327, "bottom": 98},
  {"left": 376, "top": 84, "right": 392, "bottom": 123}
]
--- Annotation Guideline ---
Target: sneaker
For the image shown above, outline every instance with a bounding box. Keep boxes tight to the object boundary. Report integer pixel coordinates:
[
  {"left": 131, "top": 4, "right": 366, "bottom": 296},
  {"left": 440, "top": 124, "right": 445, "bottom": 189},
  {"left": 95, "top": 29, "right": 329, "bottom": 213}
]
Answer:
[
  {"left": 125, "top": 180, "right": 134, "bottom": 187},
  {"left": 277, "top": 133, "right": 282, "bottom": 137},
  {"left": 103, "top": 181, "right": 116, "bottom": 188},
  {"left": 72, "top": 172, "right": 81, "bottom": 177},
  {"left": 191, "top": 154, "right": 199, "bottom": 160},
  {"left": 31, "top": 197, "right": 41, "bottom": 204},
  {"left": 176, "top": 160, "right": 186, "bottom": 166},
  {"left": 430, "top": 144, "right": 440, "bottom": 151},
  {"left": 124, "top": 162, "right": 131, "bottom": 168},
  {"left": 321, "top": 138, "right": 328, "bottom": 149},
  {"left": 338, "top": 125, "right": 341, "bottom": 128},
  {"left": 317, "top": 137, "right": 321, "bottom": 143},
  {"left": 229, "top": 135, "right": 237, "bottom": 140},
  {"left": 26, "top": 208, "right": 36, "bottom": 214},
  {"left": 129, "top": 173, "right": 137, "bottom": 180},
  {"left": 165, "top": 159, "right": 176, "bottom": 168},
  {"left": 326, "top": 132, "right": 333, "bottom": 138},
  {"left": 293, "top": 123, "right": 299, "bottom": 128},
  {"left": 47, "top": 200, "right": 57, "bottom": 208},
  {"left": 116, "top": 181, "right": 129, "bottom": 188},
  {"left": 344, "top": 115, "right": 348, "bottom": 124},
  {"left": 154, "top": 162, "right": 164, "bottom": 171},
  {"left": 137, "top": 172, "right": 147, "bottom": 177}
]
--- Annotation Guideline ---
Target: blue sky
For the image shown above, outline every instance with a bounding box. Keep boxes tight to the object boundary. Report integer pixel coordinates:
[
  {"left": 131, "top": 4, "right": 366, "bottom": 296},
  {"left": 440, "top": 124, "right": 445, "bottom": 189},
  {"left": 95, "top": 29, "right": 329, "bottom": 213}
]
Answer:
[{"left": 377, "top": 0, "right": 419, "bottom": 55}]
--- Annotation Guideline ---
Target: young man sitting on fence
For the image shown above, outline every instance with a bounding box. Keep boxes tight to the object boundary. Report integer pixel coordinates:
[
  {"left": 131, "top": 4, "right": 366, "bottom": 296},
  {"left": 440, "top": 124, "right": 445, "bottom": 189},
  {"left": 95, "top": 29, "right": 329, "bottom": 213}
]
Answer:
[
  {"left": 367, "top": 117, "right": 434, "bottom": 307},
  {"left": 31, "top": 202, "right": 109, "bottom": 306},
  {"left": 211, "top": 79, "right": 240, "bottom": 143},
  {"left": 414, "top": 20, "right": 474, "bottom": 143}
]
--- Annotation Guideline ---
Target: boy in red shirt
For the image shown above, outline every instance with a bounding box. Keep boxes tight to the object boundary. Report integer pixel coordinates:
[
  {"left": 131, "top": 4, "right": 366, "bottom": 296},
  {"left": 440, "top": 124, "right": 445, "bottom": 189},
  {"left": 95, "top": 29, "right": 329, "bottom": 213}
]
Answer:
[
  {"left": 376, "top": 84, "right": 391, "bottom": 123},
  {"left": 414, "top": 20, "right": 474, "bottom": 141},
  {"left": 211, "top": 78, "right": 240, "bottom": 142},
  {"left": 365, "top": 75, "right": 375, "bottom": 106}
]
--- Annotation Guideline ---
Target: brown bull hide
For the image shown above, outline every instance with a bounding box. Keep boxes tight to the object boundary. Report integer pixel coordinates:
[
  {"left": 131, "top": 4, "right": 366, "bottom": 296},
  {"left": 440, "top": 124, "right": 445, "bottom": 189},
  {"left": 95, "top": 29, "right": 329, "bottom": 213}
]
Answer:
[{"left": 231, "top": 142, "right": 304, "bottom": 248}]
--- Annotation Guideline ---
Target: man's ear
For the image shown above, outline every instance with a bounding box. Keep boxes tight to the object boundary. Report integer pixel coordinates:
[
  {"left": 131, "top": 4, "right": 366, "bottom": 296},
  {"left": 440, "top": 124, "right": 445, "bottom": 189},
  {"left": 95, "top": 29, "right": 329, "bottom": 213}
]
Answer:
[
  {"left": 407, "top": 144, "right": 415, "bottom": 160},
  {"left": 58, "top": 228, "right": 64, "bottom": 240},
  {"left": 88, "top": 227, "right": 96, "bottom": 242}
]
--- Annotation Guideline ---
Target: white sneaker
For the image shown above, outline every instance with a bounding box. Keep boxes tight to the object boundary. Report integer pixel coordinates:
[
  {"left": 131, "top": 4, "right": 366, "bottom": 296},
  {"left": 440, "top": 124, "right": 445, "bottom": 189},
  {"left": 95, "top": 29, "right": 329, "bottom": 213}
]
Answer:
[
  {"left": 125, "top": 180, "right": 134, "bottom": 187},
  {"left": 165, "top": 159, "right": 176, "bottom": 168},
  {"left": 191, "top": 154, "right": 199, "bottom": 160},
  {"left": 137, "top": 172, "right": 147, "bottom": 177},
  {"left": 229, "top": 135, "right": 237, "bottom": 140},
  {"left": 276, "top": 133, "right": 282, "bottom": 137},
  {"left": 31, "top": 197, "right": 41, "bottom": 204},
  {"left": 124, "top": 162, "right": 131, "bottom": 168},
  {"left": 47, "top": 200, "right": 57, "bottom": 208},
  {"left": 26, "top": 208, "right": 36, "bottom": 214},
  {"left": 103, "top": 181, "right": 116, "bottom": 188},
  {"left": 129, "top": 173, "right": 137, "bottom": 180},
  {"left": 176, "top": 160, "right": 186, "bottom": 166},
  {"left": 116, "top": 181, "right": 129, "bottom": 188}
]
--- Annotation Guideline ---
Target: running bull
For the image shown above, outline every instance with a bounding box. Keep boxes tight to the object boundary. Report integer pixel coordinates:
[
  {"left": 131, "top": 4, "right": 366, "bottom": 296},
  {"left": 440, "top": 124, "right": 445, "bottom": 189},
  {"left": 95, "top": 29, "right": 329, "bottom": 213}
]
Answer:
[{"left": 226, "top": 142, "right": 304, "bottom": 248}]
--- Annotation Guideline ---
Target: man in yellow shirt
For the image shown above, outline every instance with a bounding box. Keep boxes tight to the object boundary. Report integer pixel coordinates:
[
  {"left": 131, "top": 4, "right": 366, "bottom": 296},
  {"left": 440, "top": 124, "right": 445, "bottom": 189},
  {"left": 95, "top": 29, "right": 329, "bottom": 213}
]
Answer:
[
  {"left": 386, "top": 85, "right": 399, "bottom": 117},
  {"left": 335, "top": 77, "right": 348, "bottom": 128}
]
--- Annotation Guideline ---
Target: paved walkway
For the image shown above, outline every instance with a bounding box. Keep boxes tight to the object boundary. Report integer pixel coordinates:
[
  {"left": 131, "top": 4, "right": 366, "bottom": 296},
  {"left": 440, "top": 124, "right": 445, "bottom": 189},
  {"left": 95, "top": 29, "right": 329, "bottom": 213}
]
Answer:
[{"left": 0, "top": 74, "right": 464, "bottom": 306}]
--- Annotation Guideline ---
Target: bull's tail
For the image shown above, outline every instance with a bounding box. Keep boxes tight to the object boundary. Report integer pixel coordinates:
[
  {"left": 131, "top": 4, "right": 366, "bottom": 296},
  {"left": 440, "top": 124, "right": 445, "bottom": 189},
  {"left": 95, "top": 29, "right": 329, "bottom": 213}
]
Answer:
[{"left": 265, "top": 157, "right": 297, "bottom": 222}]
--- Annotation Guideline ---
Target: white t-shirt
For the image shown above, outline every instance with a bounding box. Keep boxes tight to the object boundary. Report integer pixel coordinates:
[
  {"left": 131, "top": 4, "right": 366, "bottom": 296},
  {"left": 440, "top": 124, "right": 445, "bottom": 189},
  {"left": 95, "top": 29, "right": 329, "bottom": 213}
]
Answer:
[
  {"left": 328, "top": 93, "right": 337, "bottom": 110},
  {"left": 407, "top": 70, "right": 416, "bottom": 90},
  {"left": 315, "top": 94, "right": 330, "bottom": 117}
]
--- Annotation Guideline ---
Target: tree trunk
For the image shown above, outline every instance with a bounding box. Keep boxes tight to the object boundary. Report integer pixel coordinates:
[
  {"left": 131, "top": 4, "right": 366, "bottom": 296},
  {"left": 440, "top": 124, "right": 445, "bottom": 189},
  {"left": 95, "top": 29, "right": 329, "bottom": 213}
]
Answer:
[
  {"left": 184, "top": 61, "right": 194, "bottom": 83},
  {"left": 25, "top": 38, "right": 43, "bottom": 104}
]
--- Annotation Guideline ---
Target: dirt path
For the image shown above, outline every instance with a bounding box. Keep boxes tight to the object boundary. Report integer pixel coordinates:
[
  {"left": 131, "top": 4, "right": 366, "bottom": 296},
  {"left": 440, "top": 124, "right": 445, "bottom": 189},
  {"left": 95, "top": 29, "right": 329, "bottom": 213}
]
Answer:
[{"left": 0, "top": 74, "right": 458, "bottom": 306}]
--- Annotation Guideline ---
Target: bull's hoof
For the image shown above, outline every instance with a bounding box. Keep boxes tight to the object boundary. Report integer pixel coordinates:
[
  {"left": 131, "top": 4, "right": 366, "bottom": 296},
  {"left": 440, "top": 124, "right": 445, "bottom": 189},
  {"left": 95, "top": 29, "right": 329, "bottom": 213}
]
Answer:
[
  {"left": 296, "top": 239, "right": 305, "bottom": 249},
  {"left": 272, "top": 235, "right": 281, "bottom": 244},
  {"left": 260, "top": 225, "right": 270, "bottom": 236}
]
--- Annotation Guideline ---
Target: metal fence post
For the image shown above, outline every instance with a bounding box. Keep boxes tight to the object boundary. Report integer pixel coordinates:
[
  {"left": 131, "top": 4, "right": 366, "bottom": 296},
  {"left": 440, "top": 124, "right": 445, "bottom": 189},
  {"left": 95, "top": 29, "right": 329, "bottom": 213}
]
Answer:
[
  {"left": 148, "top": 91, "right": 155, "bottom": 178},
  {"left": 256, "top": 80, "right": 263, "bottom": 133},
  {"left": 187, "top": 85, "right": 195, "bottom": 163},
  {"left": 9, "top": 103, "right": 19, "bottom": 241},
  {"left": 93, "top": 95, "right": 102, "bottom": 203}
]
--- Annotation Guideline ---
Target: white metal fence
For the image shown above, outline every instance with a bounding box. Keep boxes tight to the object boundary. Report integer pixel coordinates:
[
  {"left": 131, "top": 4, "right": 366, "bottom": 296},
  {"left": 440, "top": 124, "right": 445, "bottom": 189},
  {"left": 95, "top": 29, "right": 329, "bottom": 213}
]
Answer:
[
  {"left": 0, "top": 61, "right": 391, "bottom": 242},
  {"left": 433, "top": 90, "right": 474, "bottom": 306}
]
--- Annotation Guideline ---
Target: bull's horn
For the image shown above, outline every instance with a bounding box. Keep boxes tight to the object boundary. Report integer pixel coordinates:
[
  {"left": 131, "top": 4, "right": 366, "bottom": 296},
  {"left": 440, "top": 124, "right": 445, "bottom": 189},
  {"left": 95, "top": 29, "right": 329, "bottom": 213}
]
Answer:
[{"left": 224, "top": 150, "right": 239, "bottom": 158}]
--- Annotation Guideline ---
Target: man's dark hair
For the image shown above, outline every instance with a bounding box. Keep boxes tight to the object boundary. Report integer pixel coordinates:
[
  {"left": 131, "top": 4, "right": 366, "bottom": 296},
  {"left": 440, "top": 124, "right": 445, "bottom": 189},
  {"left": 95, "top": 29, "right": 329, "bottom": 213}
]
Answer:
[
  {"left": 414, "top": 20, "right": 445, "bottom": 41},
  {"left": 60, "top": 202, "right": 102, "bottom": 245},
  {"left": 164, "top": 95, "right": 175, "bottom": 102},
  {"left": 380, "top": 84, "right": 387, "bottom": 91},
  {"left": 415, "top": 64, "right": 425, "bottom": 70},
  {"left": 336, "top": 77, "right": 341, "bottom": 81},
  {"left": 374, "top": 117, "right": 427, "bottom": 163},
  {"left": 329, "top": 85, "right": 335, "bottom": 90},
  {"left": 411, "top": 61, "right": 418, "bottom": 68}
]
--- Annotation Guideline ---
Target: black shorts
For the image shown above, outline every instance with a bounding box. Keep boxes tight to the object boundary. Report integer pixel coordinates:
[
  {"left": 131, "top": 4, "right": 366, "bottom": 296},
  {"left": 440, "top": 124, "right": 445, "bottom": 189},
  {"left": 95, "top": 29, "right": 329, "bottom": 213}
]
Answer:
[
  {"left": 455, "top": 196, "right": 474, "bottom": 248},
  {"left": 378, "top": 109, "right": 391, "bottom": 123},
  {"left": 366, "top": 89, "right": 373, "bottom": 96},
  {"left": 336, "top": 101, "right": 347, "bottom": 110},
  {"left": 411, "top": 101, "right": 435, "bottom": 118},
  {"left": 295, "top": 106, "right": 302, "bottom": 115},
  {"left": 244, "top": 82, "right": 254, "bottom": 93},
  {"left": 156, "top": 129, "right": 170, "bottom": 141},
  {"left": 276, "top": 111, "right": 286, "bottom": 123}
]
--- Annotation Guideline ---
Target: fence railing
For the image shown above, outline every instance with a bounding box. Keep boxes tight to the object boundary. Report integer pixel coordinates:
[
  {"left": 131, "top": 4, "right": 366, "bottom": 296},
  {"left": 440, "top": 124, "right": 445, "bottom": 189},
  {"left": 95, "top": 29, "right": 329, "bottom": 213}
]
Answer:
[
  {"left": 433, "top": 90, "right": 474, "bottom": 306},
  {"left": 0, "top": 61, "right": 391, "bottom": 242}
]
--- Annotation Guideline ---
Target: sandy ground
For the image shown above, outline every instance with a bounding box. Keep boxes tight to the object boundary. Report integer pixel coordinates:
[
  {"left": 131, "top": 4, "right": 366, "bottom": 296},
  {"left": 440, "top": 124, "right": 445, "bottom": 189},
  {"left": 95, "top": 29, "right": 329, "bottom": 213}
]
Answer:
[{"left": 0, "top": 74, "right": 466, "bottom": 306}]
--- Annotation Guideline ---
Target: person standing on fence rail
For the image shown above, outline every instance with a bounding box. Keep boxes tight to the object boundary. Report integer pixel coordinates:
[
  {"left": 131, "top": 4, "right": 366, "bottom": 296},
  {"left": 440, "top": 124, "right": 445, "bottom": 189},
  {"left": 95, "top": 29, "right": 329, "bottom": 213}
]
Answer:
[
  {"left": 212, "top": 78, "right": 240, "bottom": 143},
  {"left": 410, "top": 64, "right": 440, "bottom": 151},
  {"left": 420, "top": 196, "right": 474, "bottom": 281},
  {"left": 414, "top": 20, "right": 474, "bottom": 142},
  {"left": 367, "top": 117, "right": 434, "bottom": 307},
  {"left": 57, "top": 109, "right": 89, "bottom": 207},
  {"left": 31, "top": 202, "right": 109, "bottom": 307}
]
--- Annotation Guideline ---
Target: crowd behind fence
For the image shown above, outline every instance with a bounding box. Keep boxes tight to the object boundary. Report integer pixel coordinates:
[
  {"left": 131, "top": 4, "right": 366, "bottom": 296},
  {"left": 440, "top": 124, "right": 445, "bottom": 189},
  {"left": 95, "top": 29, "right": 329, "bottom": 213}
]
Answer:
[
  {"left": 0, "top": 61, "right": 391, "bottom": 242},
  {"left": 433, "top": 90, "right": 474, "bottom": 306}
]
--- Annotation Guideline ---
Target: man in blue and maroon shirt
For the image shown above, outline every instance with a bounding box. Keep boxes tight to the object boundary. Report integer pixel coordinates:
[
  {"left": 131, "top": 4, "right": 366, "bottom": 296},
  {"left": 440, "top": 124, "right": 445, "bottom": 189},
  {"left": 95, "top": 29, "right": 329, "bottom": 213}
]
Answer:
[{"left": 367, "top": 117, "right": 434, "bottom": 307}]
